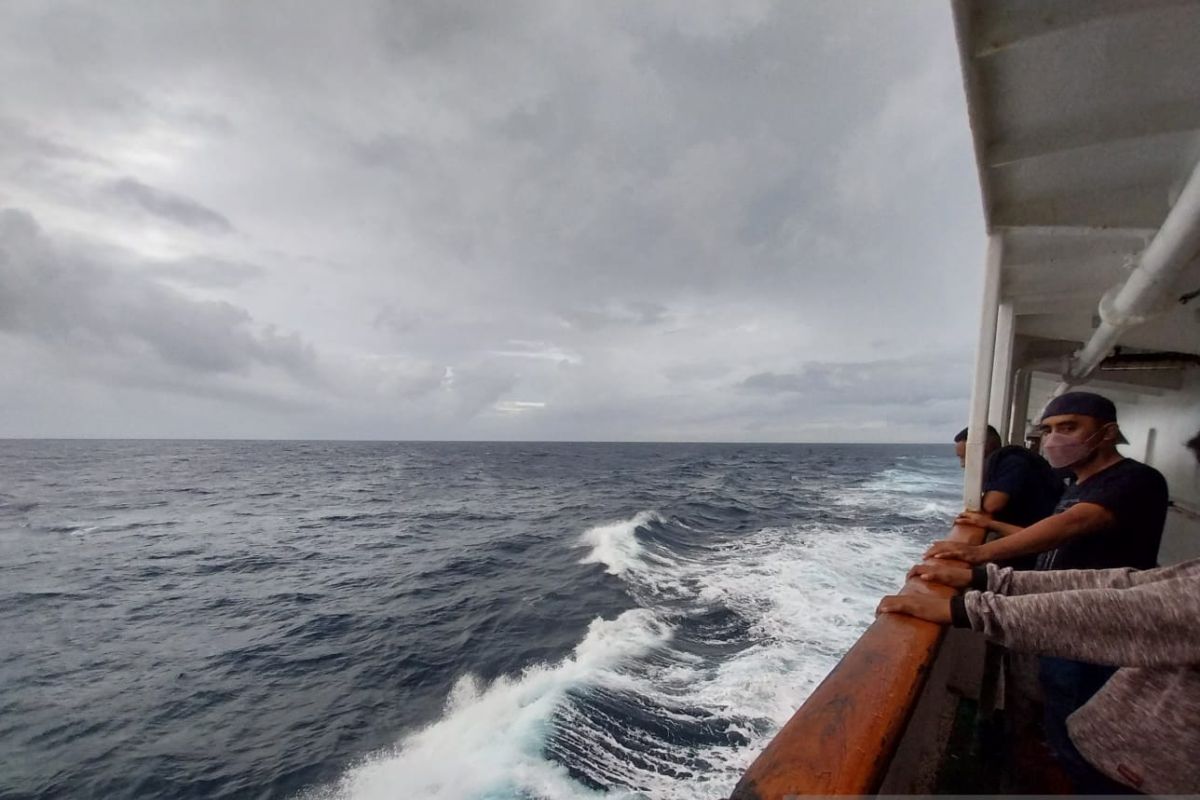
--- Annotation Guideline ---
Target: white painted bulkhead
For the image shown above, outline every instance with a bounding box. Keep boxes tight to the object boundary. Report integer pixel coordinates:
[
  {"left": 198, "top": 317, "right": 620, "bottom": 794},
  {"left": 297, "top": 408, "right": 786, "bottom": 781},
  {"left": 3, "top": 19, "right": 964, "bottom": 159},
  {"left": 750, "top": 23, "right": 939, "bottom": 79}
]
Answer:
[{"left": 1100, "top": 375, "right": 1200, "bottom": 565}]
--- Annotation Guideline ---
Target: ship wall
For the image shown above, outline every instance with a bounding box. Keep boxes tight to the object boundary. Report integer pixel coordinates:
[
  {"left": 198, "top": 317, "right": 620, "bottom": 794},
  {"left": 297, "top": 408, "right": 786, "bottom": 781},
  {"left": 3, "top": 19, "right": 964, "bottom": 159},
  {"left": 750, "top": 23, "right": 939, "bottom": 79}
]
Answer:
[{"left": 1111, "top": 370, "right": 1200, "bottom": 564}]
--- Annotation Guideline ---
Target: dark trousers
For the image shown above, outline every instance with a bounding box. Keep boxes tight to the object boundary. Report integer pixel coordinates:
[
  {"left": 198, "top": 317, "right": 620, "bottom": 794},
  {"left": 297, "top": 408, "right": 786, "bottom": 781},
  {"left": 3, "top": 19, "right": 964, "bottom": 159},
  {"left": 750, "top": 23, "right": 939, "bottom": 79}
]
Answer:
[{"left": 1039, "top": 656, "right": 1131, "bottom": 794}]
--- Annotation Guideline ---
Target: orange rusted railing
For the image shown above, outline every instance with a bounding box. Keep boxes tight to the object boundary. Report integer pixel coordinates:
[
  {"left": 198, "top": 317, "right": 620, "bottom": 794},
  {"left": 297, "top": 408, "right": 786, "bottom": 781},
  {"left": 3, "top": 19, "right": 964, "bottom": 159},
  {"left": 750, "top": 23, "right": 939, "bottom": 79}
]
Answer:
[{"left": 729, "top": 522, "right": 986, "bottom": 799}]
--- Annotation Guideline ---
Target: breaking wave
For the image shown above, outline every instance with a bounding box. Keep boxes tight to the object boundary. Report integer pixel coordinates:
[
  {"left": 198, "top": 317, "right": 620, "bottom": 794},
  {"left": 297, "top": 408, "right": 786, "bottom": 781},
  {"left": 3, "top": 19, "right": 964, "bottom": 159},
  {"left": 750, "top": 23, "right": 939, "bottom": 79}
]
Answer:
[
  {"left": 578, "top": 511, "right": 668, "bottom": 576},
  {"left": 316, "top": 610, "right": 671, "bottom": 800},
  {"left": 322, "top": 499, "right": 931, "bottom": 800}
]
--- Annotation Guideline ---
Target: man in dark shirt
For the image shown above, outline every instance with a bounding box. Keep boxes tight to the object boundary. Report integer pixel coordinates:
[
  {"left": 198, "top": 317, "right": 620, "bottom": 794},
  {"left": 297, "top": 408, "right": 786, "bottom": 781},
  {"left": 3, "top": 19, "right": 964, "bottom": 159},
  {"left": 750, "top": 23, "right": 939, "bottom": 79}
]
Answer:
[
  {"left": 953, "top": 424, "right": 1063, "bottom": 569},
  {"left": 930, "top": 391, "right": 1169, "bottom": 778},
  {"left": 931, "top": 392, "right": 1168, "bottom": 568},
  {"left": 1036, "top": 455, "right": 1167, "bottom": 571}
]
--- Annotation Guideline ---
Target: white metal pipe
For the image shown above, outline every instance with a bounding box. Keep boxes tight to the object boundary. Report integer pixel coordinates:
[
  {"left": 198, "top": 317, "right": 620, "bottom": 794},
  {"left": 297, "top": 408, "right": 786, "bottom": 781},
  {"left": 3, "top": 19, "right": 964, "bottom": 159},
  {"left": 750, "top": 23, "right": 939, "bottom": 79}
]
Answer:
[
  {"left": 1006, "top": 367, "right": 1033, "bottom": 445},
  {"left": 988, "top": 302, "right": 1016, "bottom": 440},
  {"left": 964, "top": 235, "right": 1004, "bottom": 510},
  {"left": 1066, "top": 157, "right": 1200, "bottom": 383}
]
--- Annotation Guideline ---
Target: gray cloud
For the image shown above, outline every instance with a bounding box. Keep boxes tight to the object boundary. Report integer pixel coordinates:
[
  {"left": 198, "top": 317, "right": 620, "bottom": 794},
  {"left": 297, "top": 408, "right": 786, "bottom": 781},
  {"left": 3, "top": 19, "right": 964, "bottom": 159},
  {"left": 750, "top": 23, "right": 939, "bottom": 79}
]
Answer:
[
  {"left": 105, "top": 178, "right": 233, "bottom": 233},
  {"left": 739, "top": 355, "right": 972, "bottom": 408},
  {"left": 560, "top": 302, "right": 670, "bottom": 332},
  {"left": 0, "top": 207, "right": 530, "bottom": 434},
  {"left": 0, "top": 1, "right": 986, "bottom": 441},
  {"left": 0, "top": 208, "right": 309, "bottom": 379},
  {"left": 0, "top": 116, "right": 102, "bottom": 165},
  {"left": 152, "top": 256, "right": 267, "bottom": 289}
]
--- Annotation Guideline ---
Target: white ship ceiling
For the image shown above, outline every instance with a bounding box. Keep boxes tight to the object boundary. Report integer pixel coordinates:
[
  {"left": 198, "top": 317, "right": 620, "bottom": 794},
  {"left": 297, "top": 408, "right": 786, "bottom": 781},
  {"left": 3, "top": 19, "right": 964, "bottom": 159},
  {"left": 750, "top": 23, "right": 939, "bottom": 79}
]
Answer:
[{"left": 954, "top": 0, "right": 1200, "bottom": 357}]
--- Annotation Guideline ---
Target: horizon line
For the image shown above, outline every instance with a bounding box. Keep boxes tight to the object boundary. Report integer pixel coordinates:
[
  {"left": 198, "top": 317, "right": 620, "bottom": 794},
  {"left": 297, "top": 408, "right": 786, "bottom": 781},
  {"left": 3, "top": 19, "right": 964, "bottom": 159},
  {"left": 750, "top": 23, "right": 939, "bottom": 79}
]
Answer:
[{"left": 0, "top": 436, "right": 948, "bottom": 446}]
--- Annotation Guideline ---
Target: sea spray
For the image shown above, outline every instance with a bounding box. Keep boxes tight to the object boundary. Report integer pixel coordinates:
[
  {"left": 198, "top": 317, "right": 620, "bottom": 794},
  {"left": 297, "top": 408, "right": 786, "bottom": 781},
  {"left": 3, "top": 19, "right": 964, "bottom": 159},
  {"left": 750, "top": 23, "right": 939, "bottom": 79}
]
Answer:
[
  {"left": 321, "top": 610, "right": 672, "bottom": 800},
  {"left": 577, "top": 511, "right": 668, "bottom": 576}
]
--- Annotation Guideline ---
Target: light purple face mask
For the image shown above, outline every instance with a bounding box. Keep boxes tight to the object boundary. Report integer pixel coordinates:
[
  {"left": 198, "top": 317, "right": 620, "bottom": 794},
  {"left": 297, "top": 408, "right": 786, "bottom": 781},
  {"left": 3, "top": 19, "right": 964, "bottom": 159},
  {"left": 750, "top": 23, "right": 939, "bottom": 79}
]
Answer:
[{"left": 1042, "top": 429, "right": 1103, "bottom": 469}]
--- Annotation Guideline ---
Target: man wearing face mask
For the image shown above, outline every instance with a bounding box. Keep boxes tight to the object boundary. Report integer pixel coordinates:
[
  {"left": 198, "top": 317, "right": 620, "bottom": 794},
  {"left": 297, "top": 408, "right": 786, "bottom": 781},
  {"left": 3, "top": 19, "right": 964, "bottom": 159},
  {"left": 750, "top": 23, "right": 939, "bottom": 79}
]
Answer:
[
  {"left": 925, "top": 391, "right": 1169, "bottom": 788},
  {"left": 931, "top": 392, "right": 1168, "bottom": 571}
]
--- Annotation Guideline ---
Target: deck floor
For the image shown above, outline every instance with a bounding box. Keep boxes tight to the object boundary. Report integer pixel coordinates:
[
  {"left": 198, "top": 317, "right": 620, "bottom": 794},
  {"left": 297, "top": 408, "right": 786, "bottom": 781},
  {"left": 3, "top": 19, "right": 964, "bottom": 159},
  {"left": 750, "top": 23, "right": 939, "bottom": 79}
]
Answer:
[{"left": 934, "top": 651, "right": 1075, "bottom": 795}]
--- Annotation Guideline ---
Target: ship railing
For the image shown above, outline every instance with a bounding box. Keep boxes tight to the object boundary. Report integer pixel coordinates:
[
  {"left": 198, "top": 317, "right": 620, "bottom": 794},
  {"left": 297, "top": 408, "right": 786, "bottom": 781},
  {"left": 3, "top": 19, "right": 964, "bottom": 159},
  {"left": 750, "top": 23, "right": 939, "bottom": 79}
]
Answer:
[{"left": 730, "top": 520, "right": 988, "bottom": 799}]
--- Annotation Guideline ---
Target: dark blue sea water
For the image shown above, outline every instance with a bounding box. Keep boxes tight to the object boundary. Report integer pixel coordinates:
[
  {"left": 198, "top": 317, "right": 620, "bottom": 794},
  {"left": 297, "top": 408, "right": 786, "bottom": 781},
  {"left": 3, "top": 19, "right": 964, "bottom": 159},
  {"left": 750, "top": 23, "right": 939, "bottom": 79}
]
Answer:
[{"left": 0, "top": 440, "right": 960, "bottom": 800}]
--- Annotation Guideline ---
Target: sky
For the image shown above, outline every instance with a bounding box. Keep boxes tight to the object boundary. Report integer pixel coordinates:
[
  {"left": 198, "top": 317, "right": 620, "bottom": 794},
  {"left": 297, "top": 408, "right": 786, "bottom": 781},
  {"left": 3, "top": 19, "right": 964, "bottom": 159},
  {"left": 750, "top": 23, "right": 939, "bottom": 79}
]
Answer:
[{"left": 0, "top": 1, "right": 987, "bottom": 442}]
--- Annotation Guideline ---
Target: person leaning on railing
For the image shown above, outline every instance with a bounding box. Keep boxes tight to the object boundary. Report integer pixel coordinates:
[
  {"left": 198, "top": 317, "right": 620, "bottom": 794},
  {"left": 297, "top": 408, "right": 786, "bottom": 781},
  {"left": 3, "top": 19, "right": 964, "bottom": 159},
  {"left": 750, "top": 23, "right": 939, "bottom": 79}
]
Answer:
[
  {"left": 929, "top": 392, "right": 1167, "bottom": 574},
  {"left": 951, "top": 423, "right": 1063, "bottom": 570},
  {"left": 923, "top": 392, "right": 1169, "bottom": 782},
  {"left": 875, "top": 429, "right": 1200, "bottom": 795},
  {"left": 879, "top": 556, "right": 1199, "bottom": 795}
]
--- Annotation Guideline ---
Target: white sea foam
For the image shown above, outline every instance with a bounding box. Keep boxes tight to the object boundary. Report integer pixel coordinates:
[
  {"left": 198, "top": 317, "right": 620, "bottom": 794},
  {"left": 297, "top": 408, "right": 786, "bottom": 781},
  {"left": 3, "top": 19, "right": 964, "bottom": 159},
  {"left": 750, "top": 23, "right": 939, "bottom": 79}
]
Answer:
[
  {"left": 577, "top": 511, "right": 667, "bottom": 576},
  {"left": 834, "top": 463, "right": 961, "bottom": 520},
  {"left": 323, "top": 474, "right": 934, "bottom": 800},
  {"left": 568, "top": 524, "right": 926, "bottom": 799},
  {"left": 315, "top": 609, "right": 671, "bottom": 800},
  {"left": 860, "top": 466, "right": 961, "bottom": 496}
]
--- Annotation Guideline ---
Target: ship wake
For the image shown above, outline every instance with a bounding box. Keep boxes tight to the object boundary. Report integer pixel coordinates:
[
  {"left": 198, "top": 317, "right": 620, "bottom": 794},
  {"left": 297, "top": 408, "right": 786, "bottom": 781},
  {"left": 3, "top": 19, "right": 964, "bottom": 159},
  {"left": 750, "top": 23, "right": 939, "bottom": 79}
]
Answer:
[{"left": 316, "top": 466, "right": 939, "bottom": 800}]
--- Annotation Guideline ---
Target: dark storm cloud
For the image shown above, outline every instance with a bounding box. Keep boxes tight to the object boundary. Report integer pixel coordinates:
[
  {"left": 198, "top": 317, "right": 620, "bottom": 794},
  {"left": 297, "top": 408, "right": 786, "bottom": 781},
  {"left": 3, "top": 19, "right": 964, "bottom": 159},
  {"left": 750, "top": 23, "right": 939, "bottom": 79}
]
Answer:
[
  {"left": 0, "top": 0, "right": 987, "bottom": 440},
  {"left": 0, "top": 208, "right": 306, "bottom": 377},
  {"left": 0, "top": 207, "right": 520, "bottom": 434},
  {"left": 105, "top": 178, "right": 234, "bottom": 234}
]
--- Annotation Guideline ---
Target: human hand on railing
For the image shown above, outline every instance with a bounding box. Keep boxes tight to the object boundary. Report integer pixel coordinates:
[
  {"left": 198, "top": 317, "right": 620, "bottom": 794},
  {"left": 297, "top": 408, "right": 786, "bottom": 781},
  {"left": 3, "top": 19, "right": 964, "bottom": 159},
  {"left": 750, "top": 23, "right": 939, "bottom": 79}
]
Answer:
[
  {"left": 876, "top": 594, "right": 952, "bottom": 624},
  {"left": 923, "top": 540, "right": 986, "bottom": 564},
  {"left": 954, "top": 510, "right": 991, "bottom": 530},
  {"left": 906, "top": 562, "right": 972, "bottom": 589}
]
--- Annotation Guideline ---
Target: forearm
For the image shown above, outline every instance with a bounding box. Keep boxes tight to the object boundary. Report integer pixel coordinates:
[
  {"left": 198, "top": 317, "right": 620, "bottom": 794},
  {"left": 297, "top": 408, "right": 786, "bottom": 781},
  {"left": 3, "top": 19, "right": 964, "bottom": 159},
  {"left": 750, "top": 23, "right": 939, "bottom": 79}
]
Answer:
[
  {"left": 960, "top": 578, "right": 1200, "bottom": 666},
  {"left": 974, "top": 504, "right": 1104, "bottom": 563},
  {"left": 976, "top": 523, "right": 1073, "bottom": 562},
  {"left": 995, "top": 558, "right": 1200, "bottom": 595},
  {"left": 986, "top": 520, "right": 1023, "bottom": 538}
]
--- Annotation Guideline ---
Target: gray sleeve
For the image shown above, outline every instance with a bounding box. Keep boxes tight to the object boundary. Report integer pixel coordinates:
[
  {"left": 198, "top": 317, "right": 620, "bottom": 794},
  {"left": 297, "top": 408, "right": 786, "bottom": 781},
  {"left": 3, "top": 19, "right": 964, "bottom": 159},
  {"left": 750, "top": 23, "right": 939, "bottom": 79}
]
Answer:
[
  {"left": 962, "top": 575, "right": 1200, "bottom": 667},
  {"left": 987, "top": 558, "right": 1200, "bottom": 595}
]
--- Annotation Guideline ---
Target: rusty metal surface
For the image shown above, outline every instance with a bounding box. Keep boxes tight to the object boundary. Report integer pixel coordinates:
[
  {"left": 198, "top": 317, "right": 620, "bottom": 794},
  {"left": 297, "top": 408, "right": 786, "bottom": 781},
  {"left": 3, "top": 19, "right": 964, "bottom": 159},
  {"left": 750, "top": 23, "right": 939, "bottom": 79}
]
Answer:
[{"left": 729, "top": 522, "right": 986, "bottom": 799}]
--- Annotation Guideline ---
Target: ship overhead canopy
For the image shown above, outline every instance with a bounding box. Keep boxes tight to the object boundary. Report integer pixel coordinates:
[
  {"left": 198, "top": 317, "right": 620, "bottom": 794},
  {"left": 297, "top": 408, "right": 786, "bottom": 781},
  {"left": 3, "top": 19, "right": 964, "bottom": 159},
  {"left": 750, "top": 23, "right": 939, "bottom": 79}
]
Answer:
[{"left": 953, "top": 0, "right": 1200, "bottom": 360}]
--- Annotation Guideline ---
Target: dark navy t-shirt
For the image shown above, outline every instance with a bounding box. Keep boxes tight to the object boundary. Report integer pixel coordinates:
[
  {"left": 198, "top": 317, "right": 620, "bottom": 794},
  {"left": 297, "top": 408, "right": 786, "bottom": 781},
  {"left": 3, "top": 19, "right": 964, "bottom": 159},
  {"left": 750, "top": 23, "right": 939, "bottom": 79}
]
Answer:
[
  {"left": 984, "top": 446, "right": 1064, "bottom": 528},
  {"left": 1036, "top": 458, "right": 1169, "bottom": 571}
]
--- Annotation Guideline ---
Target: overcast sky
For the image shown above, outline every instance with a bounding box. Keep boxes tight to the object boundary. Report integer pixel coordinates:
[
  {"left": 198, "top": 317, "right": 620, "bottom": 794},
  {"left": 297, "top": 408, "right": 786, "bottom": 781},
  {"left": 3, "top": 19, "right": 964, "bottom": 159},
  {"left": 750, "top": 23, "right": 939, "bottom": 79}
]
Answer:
[{"left": 0, "top": 1, "right": 986, "bottom": 442}]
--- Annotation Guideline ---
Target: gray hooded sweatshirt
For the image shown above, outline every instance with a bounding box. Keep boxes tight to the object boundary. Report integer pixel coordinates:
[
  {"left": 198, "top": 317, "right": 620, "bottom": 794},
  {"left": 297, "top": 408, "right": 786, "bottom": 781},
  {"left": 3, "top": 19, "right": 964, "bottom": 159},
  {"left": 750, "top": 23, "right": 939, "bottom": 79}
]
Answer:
[{"left": 951, "top": 559, "right": 1200, "bottom": 795}]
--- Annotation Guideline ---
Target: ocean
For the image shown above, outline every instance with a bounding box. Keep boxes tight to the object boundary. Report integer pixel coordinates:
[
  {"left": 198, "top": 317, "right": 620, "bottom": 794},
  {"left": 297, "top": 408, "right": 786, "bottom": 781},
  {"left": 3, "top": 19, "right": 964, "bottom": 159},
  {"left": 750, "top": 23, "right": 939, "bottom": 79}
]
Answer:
[{"left": 0, "top": 440, "right": 960, "bottom": 800}]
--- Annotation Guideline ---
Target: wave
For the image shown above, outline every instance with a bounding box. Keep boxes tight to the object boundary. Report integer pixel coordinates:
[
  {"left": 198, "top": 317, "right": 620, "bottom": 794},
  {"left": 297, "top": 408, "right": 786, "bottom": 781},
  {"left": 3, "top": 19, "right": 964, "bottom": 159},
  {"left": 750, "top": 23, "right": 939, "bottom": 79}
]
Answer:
[
  {"left": 1, "top": 441, "right": 962, "bottom": 800},
  {"left": 577, "top": 511, "right": 668, "bottom": 576},
  {"left": 860, "top": 465, "right": 961, "bottom": 496},
  {"left": 36, "top": 523, "right": 102, "bottom": 535},
  {"left": 311, "top": 609, "right": 671, "bottom": 800},
  {"left": 37, "top": 521, "right": 180, "bottom": 536},
  {"left": 312, "top": 462, "right": 940, "bottom": 800},
  {"left": 320, "top": 511, "right": 925, "bottom": 800},
  {"left": 832, "top": 463, "right": 961, "bottom": 523},
  {"left": 549, "top": 524, "right": 925, "bottom": 799},
  {"left": 563, "top": 520, "right": 926, "bottom": 799},
  {"left": 0, "top": 495, "right": 39, "bottom": 513}
]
